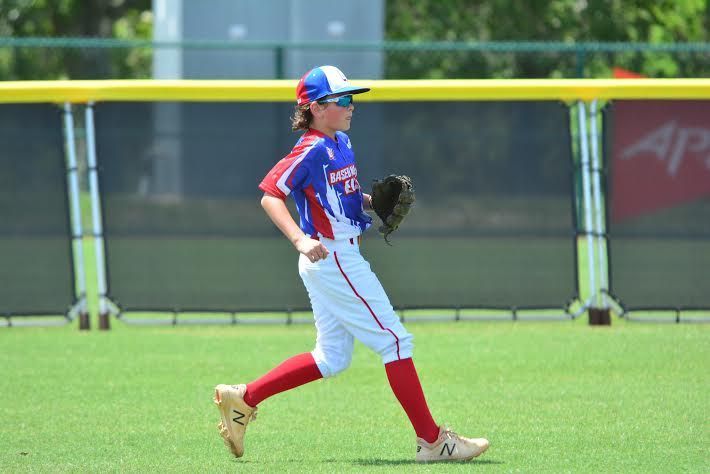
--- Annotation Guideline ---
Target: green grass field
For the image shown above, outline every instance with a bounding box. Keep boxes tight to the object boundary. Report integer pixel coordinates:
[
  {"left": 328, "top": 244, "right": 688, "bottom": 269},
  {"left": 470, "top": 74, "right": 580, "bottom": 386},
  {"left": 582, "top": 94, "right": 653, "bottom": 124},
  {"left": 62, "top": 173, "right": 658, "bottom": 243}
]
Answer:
[
  {"left": 1, "top": 198, "right": 708, "bottom": 472},
  {"left": 1, "top": 321, "right": 708, "bottom": 473}
]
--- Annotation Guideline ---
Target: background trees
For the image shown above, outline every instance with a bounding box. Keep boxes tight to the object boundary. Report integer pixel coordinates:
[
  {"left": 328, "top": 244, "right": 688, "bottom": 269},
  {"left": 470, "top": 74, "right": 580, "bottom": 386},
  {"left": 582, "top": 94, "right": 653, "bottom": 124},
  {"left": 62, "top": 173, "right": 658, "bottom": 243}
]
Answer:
[{"left": 0, "top": 0, "right": 707, "bottom": 79}]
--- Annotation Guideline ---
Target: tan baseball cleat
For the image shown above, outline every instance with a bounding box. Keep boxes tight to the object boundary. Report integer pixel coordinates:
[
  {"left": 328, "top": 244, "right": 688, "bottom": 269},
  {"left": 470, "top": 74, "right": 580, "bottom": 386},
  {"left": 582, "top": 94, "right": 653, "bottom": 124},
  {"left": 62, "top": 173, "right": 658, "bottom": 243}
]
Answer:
[
  {"left": 415, "top": 426, "right": 489, "bottom": 463},
  {"left": 213, "top": 384, "right": 257, "bottom": 457}
]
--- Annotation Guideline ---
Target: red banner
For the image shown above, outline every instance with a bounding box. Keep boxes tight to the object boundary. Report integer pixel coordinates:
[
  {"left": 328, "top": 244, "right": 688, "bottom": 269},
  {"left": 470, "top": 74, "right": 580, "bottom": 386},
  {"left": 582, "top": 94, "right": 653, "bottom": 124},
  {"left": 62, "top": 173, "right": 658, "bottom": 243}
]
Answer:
[
  {"left": 610, "top": 101, "right": 710, "bottom": 223},
  {"left": 612, "top": 67, "right": 645, "bottom": 79}
]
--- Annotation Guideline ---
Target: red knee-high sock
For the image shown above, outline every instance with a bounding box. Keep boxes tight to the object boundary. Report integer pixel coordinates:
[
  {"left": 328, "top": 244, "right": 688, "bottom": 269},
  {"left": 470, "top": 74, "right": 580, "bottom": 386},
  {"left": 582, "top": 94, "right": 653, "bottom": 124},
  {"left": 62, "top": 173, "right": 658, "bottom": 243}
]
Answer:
[
  {"left": 244, "top": 352, "right": 323, "bottom": 407},
  {"left": 385, "top": 358, "right": 440, "bottom": 443}
]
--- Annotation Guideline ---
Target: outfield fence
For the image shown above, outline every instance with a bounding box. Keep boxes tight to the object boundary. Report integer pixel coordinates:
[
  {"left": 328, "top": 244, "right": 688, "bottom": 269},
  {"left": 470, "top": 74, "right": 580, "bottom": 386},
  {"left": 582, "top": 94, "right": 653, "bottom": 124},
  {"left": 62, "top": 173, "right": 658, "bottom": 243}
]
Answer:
[{"left": 0, "top": 79, "right": 708, "bottom": 327}]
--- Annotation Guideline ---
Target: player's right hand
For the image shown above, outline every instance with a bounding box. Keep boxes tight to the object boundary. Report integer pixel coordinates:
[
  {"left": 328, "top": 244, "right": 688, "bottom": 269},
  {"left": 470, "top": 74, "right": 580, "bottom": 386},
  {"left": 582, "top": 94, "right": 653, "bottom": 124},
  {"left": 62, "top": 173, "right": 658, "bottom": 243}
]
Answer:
[{"left": 295, "top": 236, "right": 329, "bottom": 262}]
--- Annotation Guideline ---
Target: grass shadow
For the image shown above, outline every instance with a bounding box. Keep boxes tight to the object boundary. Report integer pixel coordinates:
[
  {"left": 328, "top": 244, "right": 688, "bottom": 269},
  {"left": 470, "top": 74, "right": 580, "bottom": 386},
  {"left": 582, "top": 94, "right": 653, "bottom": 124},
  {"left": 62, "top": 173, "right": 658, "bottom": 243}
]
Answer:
[{"left": 350, "top": 458, "right": 504, "bottom": 466}]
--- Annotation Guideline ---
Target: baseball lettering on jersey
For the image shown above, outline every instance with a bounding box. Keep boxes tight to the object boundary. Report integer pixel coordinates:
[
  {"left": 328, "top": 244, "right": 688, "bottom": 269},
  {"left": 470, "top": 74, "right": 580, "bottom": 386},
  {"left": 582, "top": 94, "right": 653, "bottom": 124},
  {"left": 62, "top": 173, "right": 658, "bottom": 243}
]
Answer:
[
  {"left": 328, "top": 164, "right": 360, "bottom": 194},
  {"left": 329, "top": 164, "right": 357, "bottom": 185}
]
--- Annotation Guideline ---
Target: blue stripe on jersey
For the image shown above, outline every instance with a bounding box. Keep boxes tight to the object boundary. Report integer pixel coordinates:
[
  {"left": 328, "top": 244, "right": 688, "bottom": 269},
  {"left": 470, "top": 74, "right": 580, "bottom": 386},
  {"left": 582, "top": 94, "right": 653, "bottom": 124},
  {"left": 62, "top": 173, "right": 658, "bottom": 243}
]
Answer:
[{"left": 259, "top": 129, "right": 372, "bottom": 240}]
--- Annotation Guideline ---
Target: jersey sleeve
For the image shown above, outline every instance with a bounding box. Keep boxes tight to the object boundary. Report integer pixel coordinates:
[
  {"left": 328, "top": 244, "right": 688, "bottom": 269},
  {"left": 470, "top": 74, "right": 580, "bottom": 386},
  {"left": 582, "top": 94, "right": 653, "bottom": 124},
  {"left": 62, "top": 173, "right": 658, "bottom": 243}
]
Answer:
[{"left": 259, "top": 145, "right": 318, "bottom": 199}]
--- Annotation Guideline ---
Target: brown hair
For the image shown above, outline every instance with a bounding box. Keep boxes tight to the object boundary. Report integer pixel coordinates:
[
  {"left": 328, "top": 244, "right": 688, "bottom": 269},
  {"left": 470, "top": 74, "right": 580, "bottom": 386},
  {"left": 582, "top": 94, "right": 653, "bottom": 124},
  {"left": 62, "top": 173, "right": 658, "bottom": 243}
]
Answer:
[{"left": 291, "top": 104, "right": 314, "bottom": 131}]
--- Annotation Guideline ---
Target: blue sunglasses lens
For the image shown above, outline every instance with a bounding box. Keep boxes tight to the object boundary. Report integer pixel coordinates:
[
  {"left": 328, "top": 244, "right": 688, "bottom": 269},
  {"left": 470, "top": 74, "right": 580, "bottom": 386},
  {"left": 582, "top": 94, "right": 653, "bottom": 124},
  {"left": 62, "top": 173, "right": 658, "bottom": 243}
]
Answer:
[
  {"left": 335, "top": 95, "right": 353, "bottom": 107},
  {"left": 319, "top": 95, "right": 354, "bottom": 107}
]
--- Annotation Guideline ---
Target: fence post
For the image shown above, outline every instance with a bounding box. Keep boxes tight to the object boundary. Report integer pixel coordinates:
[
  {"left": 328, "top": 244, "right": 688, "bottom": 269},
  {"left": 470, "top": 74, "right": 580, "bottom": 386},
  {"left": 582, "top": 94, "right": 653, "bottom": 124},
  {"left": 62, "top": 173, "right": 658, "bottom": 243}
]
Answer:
[
  {"left": 85, "top": 102, "right": 111, "bottom": 330},
  {"left": 578, "top": 101, "right": 605, "bottom": 325},
  {"left": 63, "top": 103, "right": 90, "bottom": 330},
  {"left": 275, "top": 45, "right": 284, "bottom": 79},
  {"left": 589, "top": 99, "right": 610, "bottom": 324},
  {"left": 575, "top": 46, "right": 586, "bottom": 78}
]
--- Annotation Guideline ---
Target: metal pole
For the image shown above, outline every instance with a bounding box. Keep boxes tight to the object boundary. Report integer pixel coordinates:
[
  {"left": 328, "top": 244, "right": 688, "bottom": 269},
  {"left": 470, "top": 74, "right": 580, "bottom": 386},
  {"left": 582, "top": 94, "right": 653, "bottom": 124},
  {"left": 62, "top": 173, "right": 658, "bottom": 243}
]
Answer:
[
  {"left": 85, "top": 103, "right": 110, "bottom": 330},
  {"left": 275, "top": 45, "right": 284, "bottom": 79},
  {"left": 577, "top": 102, "right": 596, "bottom": 311},
  {"left": 63, "top": 103, "right": 89, "bottom": 330},
  {"left": 575, "top": 48, "right": 586, "bottom": 78},
  {"left": 589, "top": 100, "right": 608, "bottom": 309}
]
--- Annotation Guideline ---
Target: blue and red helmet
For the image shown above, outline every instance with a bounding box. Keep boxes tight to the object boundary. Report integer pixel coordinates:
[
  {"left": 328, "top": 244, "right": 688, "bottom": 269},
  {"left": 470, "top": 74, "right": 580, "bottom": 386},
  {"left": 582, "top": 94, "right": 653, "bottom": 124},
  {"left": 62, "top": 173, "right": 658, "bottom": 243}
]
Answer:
[{"left": 296, "top": 65, "right": 370, "bottom": 106}]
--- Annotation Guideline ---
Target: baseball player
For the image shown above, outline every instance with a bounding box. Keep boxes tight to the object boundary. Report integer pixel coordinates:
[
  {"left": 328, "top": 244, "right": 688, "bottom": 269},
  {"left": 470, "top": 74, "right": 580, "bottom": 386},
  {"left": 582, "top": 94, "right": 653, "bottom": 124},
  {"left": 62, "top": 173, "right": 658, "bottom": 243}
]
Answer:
[{"left": 214, "top": 65, "right": 489, "bottom": 463}]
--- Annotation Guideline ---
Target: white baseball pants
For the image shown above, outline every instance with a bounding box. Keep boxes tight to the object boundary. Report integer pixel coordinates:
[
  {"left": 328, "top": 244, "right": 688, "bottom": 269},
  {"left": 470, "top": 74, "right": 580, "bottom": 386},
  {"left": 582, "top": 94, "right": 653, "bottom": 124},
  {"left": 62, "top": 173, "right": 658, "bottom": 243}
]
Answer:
[{"left": 298, "top": 237, "right": 414, "bottom": 378}]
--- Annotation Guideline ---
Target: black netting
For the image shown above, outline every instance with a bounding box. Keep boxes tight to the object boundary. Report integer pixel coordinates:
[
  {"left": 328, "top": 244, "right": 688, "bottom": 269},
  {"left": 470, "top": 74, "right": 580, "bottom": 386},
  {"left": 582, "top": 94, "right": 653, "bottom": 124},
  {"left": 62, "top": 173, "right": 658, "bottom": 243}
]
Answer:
[
  {"left": 605, "top": 101, "right": 710, "bottom": 309},
  {"left": 95, "top": 101, "right": 575, "bottom": 312},
  {"left": 0, "top": 104, "right": 75, "bottom": 316}
]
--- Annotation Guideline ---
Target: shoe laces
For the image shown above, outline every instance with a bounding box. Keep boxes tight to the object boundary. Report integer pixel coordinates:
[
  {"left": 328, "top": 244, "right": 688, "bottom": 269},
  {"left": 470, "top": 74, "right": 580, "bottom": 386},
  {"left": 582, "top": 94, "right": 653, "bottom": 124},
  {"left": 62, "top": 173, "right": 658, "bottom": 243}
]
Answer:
[{"left": 440, "top": 425, "right": 462, "bottom": 441}]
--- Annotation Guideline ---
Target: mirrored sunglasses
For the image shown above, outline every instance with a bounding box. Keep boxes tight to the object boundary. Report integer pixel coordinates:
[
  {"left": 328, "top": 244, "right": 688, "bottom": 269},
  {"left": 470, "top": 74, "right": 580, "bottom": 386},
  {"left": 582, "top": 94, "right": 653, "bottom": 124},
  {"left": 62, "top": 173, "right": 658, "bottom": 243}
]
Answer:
[{"left": 318, "top": 95, "right": 354, "bottom": 107}]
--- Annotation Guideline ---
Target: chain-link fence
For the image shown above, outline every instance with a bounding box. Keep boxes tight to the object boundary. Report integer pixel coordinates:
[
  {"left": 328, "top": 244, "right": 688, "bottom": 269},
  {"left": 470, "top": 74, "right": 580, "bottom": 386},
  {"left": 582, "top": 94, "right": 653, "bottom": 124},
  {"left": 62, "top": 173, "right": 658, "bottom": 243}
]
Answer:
[{"left": 1, "top": 38, "right": 709, "bottom": 80}]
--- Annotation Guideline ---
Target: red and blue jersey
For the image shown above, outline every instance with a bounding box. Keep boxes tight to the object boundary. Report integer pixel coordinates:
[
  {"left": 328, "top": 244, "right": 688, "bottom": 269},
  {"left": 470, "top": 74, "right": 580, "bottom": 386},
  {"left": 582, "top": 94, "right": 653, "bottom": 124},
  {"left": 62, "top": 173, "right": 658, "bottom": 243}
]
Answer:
[{"left": 259, "top": 129, "right": 372, "bottom": 240}]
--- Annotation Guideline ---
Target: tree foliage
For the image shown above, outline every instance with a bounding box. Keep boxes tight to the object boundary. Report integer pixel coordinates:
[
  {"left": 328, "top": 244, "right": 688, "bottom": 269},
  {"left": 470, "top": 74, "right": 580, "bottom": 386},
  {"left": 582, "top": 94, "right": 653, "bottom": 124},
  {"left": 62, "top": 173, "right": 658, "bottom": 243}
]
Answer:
[
  {"left": 0, "top": 0, "right": 152, "bottom": 79},
  {"left": 385, "top": 0, "right": 710, "bottom": 78},
  {"left": 0, "top": 0, "right": 707, "bottom": 79}
]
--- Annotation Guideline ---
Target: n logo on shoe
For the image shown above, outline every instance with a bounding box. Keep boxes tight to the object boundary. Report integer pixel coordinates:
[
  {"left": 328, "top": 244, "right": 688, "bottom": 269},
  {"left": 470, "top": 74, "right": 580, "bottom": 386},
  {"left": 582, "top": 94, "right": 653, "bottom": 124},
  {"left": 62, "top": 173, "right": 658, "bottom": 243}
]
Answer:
[
  {"left": 416, "top": 446, "right": 421, "bottom": 453},
  {"left": 440, "top": 443, "right": 456, "bottom": 456},
  {"left": 232, "top": 409, "right": 246, "bottom": 425}
]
